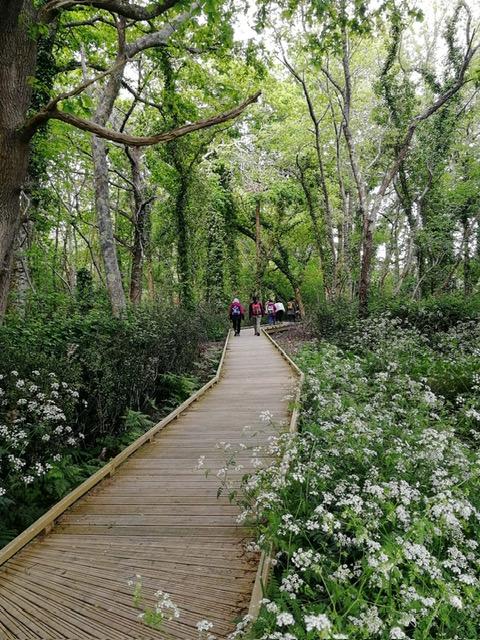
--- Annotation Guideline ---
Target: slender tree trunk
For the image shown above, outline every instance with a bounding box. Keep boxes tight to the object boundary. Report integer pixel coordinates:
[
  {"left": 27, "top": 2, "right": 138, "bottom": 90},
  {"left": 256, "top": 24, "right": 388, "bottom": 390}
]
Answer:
[
  {"left": 126, "top": 146, "right": 153, "bottom": 305},
  {"left": 339, "top": 26, "right": 371, "bottom": 313},
  {"left": 0, "top": 1, "right": 37, "bottom": 319},
  {"left": 296, "top": 160, "right": 328, "bottom": 298},
  {"left": 147, "top": 260, "right": 156, "bottom": 300},
  {"left": 92, "top": 136, "right": 126, "bottom": 315},
  {"left": 11, "top": 217, "right": 33, "bottom": 309},
  {"left": 286, "top": 61, "right": 337, "bottom": 288},
  {"left": 175, "top": 175, "right": 192, "bottom": 306},
  {"left": 89, "top": 19, "right": 127, "bottom": 316},
  {"left": 462, "top": 218, "right": 472, "bottom": 295},
  {"left": 379, "top": 223, "right": 394, "bottom": 291},
  {"left": 342, "top": 190, "right": 354, "bottom": 299},
  {"left": 255, "top": 197, "right": 261, "bottom": 295}
]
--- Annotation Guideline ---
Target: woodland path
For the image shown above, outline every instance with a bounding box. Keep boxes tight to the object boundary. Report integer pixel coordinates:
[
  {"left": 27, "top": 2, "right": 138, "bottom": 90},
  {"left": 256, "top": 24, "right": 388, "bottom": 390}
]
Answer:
[{"left": 0, "top": 328, "right": 296, "bottom": 639}]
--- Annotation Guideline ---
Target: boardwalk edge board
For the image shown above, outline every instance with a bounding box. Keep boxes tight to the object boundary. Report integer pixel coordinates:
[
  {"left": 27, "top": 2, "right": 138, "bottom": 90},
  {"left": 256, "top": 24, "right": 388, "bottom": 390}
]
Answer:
[
  {"left": 247, "top": 326, "right": 305, "bottom": 620},
  {"left": 0, "top": 331, "right": 232, "bottom": 568}
]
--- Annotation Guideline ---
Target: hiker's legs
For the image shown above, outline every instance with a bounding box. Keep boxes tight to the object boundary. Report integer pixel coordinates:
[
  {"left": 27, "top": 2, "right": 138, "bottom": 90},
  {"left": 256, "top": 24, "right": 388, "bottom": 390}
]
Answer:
[
  {"left": 254, "top": 316, "right": 261, "bottom": 335},
  {"left": 233, "top": 317, "right": 241, "bottom": 334}
]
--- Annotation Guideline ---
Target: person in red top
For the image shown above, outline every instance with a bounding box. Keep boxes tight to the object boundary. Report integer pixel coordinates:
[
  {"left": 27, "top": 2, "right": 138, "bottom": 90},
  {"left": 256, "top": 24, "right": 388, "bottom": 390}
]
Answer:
[
  {"left": 229, "top": 297, "right": 245, "bottom": 336},
  {"left": 249, "top": 295, "right": 264, "bottom": 336}
]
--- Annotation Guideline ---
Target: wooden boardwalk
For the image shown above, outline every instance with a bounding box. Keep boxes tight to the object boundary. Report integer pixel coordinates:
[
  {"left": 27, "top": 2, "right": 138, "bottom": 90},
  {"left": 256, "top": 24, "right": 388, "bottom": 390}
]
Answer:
[{"left": 0, "top": 328, "right": 296, "bottom": 639}]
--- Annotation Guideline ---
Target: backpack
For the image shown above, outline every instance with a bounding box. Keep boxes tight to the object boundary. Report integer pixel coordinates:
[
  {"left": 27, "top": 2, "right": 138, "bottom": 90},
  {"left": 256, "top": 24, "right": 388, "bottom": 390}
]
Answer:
[
  {"left": 252, "top": 302, "right": 262, "bottom": 316},
  {"left": 267, "top": 302, "right": 275, "bottom": 314},
  {"left": 231, "top": 304, "right": 241, "bottom": 316}
]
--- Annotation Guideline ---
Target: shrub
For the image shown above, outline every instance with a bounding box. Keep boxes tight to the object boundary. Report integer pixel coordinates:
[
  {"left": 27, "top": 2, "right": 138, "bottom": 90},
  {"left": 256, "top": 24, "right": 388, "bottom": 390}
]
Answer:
[
  {"left": 239, "top": 318, "right": 480, "bottom": 639},
  {"left": 0, "top": 299, "right": 228, "bottom": 545}
]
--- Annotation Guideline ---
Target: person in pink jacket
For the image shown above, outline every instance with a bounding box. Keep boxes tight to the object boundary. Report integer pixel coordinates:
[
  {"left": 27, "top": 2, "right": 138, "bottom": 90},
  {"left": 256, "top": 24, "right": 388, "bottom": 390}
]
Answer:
[{"left": 228, "top": 298, "right": 245, "bottom": 336}]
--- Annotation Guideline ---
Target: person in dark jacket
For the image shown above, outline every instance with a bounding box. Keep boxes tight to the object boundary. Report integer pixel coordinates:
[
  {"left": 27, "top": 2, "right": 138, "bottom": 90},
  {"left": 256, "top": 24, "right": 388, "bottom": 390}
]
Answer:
[
  {"left": 229, "top": 298, "right": 245, "bottom": 336},
  {"left": 249, "top": 296, "right": 264, "bottom": 336}
]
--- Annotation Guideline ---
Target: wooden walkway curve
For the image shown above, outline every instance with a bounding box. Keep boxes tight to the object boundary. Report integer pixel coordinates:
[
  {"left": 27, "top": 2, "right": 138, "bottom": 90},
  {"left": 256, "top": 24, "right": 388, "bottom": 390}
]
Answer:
[{"left": 0, "top": 328, "right": 296, "bottom": 639}]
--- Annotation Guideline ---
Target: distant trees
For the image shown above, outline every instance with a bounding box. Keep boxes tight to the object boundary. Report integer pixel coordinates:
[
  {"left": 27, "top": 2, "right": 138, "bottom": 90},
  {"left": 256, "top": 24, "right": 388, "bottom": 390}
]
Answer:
[
  {"left": 1, "top": 0, "right": 479, "bottom": 320},
  {"left": 0, "top": 0, "right": 259, "bottom": 318}
]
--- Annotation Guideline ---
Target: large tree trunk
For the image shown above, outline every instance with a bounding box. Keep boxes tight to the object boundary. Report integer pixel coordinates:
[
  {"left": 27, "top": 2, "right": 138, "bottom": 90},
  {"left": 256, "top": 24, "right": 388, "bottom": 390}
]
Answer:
[{"left": 0, "top": 1, "right": 37, "bottom": 319}]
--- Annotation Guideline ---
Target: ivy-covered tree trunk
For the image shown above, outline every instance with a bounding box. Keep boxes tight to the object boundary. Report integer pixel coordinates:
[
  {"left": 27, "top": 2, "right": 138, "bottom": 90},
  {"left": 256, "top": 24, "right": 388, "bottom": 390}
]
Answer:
[
  {"left": 175, "top": 175, "right": 193, "bottom": 307},
  {"left": 0, "top": 1, "right": 37, "bottom": 319},
  {"left": 11, "top": 218, "right": 32, "bottom": 310},
  {"left": 205, "top": 207, "right": 225, "bottom": 305},
  {"left": 218, "top": 167, "right": 240, "bottom": 294},
  {"left": 127, "top": 147, "right": 153, "bottom": 305}
]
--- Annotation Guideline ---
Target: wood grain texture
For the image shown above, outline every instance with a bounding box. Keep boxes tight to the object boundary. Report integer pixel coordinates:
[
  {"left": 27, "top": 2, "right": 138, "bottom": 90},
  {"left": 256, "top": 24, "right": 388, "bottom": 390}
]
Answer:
[{"left": 0, "top": 328, "right": 294, "bottom": 639}]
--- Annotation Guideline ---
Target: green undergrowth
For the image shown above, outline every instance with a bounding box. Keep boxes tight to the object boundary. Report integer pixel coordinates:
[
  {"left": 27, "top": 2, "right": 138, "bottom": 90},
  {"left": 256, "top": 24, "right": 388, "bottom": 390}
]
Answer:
[
  {"left": 0, "top": 300, "right": 226, "bottom": 547},
  {"left": 242, "top": 314, "right": 480, "bottom": 640}
]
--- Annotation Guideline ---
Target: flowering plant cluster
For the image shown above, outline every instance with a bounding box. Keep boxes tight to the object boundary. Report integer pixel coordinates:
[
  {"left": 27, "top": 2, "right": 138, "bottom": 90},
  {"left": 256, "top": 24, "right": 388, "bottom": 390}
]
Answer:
[
  {"left": 0, "top": 369, "right": 84, "bottom": 501},
  {"left": 241, "top": 317, "right": 480, "bottom": 639}
]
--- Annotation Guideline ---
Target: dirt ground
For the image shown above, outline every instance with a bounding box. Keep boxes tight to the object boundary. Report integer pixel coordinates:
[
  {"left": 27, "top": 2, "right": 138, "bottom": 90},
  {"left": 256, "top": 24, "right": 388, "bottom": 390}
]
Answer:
[{"left": 267, "top": 322, "right": 315, "bottom": 359}]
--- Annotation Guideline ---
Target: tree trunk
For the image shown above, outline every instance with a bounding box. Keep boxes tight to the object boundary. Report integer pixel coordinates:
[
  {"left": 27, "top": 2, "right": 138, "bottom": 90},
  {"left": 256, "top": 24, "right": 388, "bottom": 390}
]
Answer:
[
  {"left": 127, "top": 146, "right": 153, "bottom": 305},
  {"left": 379, "top": 222, "right": 394, "bottom": 292},
  {"left": 339, "top": 26, "right": 371, "bottom": 313},
  {"left": 296, "top": 161, "right": 328, "bottom": 298},
  {"left": 89, "top": 19, "right": 127, "bottom": 316},
  {"left": 92, "top": 136, "right": 126, "bottom": 316},
  {"left": 175, "top": 175, "right": 192, "bottom": 307},
  {"left": 462, "top": 218, "right": 472, "bottom": 296},
  {"left": 0, "top": 1, "right": 38, "bottom": 319},
  {"left": 255, "top": 197, "right": 261, "bottom": 295},
  {"left": 206, "top": 208, "right": 225, "bottom": 305},
  {"left": 358, "top": 215, "right": 375, "bottom": 315},
  {"left": 11, "top": 217, "right": 33, "bottom": 310},
  {"left": 294, "top": 287, "right": 305, "bottom": 320}
]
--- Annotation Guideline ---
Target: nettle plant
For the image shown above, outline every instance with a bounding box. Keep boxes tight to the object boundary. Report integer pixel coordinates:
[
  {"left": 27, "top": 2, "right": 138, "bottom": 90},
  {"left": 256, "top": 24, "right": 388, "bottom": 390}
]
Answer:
[{"left": 0, "top": 369, "right": 85, "bottom": 498}]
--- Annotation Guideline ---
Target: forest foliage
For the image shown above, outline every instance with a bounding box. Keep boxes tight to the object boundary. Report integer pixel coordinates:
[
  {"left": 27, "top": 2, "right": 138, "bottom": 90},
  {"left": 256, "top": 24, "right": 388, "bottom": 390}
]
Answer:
[{"left": 0, "top": 0, "right": 480, "bottom": 623}]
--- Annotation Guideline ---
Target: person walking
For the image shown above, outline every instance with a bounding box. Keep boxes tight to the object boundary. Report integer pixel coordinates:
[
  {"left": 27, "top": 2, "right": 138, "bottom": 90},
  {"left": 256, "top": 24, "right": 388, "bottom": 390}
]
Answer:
[
  {"left": 266, "top": 298, "right": 276, "bottom": 325},
  {"left": 249, "top": 295, "right": 264, "bottom": 336},
  {"left": 275, "top": 299, "right": 285, "bottom": 323},
  {"left": 229, "top": 297, "right": 245, "bottom": 336}
]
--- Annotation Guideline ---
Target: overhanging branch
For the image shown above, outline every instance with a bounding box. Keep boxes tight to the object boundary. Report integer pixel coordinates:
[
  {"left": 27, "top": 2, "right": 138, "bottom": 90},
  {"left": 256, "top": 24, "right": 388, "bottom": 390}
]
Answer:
[
  {"left": 40, "top": 0, "right": 181, "bottom": 23},
  {"left": 32, "top": 91, "right": 261, "bottom": 147}
]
